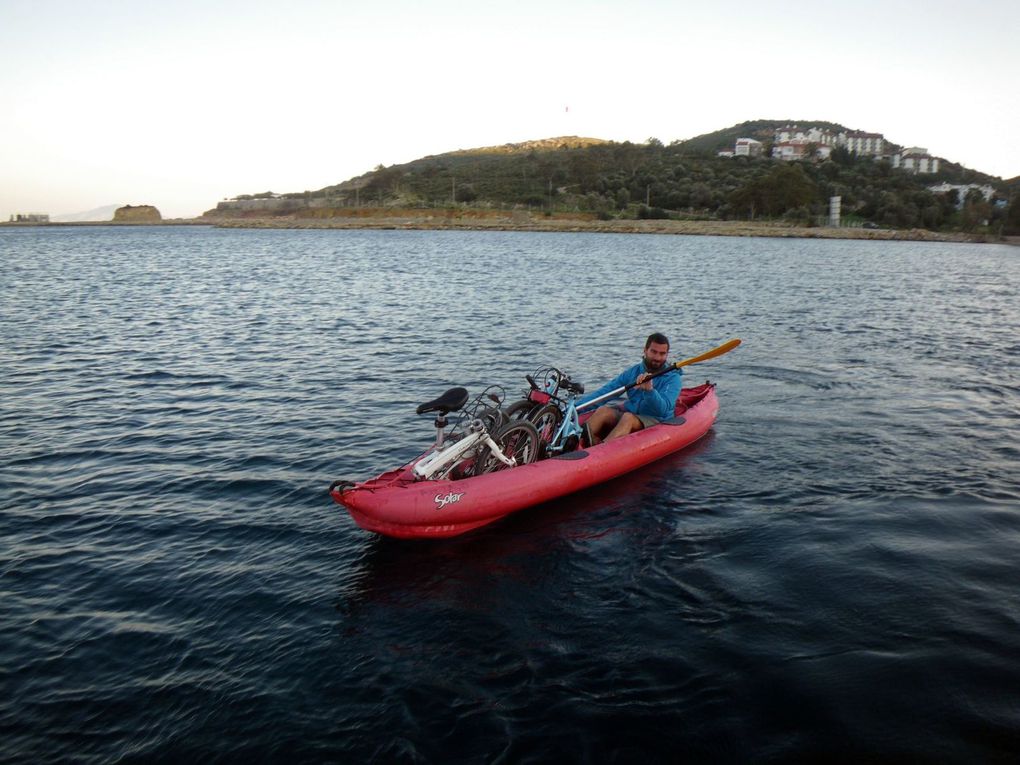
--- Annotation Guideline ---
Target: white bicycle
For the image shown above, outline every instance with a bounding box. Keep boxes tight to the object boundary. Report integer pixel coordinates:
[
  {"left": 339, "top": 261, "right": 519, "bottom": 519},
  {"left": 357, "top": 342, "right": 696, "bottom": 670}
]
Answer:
[{"left": 411, "top": 385, "right": 540, "bottom": 481}]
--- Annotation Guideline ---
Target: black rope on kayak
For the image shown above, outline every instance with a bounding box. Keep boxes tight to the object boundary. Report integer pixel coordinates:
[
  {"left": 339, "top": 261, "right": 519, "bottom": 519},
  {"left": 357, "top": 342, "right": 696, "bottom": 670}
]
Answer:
[{"left": 329, "top": 480, "right": 355, "bottom": 495}]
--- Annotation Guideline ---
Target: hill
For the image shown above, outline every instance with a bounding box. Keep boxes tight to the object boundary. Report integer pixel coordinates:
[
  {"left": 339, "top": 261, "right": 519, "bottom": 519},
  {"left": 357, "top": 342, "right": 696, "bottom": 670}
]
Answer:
[
  {"left": 52, "top": 204, "right": 121, "bottom": 222},
  {"left": 206, "top": 123, "right": 1015, "bottom": 235}
]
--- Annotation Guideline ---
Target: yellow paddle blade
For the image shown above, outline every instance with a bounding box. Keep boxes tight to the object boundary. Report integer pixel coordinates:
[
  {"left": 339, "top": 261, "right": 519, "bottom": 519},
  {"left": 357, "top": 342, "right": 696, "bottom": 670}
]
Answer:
[{"left": 673, "top": 338, "right": 742, "bottom": 369}]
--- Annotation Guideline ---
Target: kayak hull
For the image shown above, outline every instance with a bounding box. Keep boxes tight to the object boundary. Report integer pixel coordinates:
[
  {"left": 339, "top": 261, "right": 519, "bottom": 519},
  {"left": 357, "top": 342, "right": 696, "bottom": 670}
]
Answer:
[{"left": 331, "top": 384, "right": 718, "bottom": 539}]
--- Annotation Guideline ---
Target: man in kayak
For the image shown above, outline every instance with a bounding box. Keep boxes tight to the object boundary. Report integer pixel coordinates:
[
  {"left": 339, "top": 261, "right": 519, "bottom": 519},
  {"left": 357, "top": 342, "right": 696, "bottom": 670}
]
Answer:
[{"left": 580, "top": 332, "right": 681, "bottom": 445}]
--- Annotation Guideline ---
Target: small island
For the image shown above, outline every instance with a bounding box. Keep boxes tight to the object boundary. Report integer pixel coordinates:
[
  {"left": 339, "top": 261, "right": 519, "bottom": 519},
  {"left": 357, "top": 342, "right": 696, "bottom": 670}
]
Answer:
[{"left": 113, "top": 205, "right": 162, "bottom": 223}]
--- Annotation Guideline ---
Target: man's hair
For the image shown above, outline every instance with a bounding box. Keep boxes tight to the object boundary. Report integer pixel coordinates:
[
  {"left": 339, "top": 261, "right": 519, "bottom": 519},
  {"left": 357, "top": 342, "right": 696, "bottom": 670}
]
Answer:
[{"left": 645, "top": 332, "right": 670, "bottom": 350}]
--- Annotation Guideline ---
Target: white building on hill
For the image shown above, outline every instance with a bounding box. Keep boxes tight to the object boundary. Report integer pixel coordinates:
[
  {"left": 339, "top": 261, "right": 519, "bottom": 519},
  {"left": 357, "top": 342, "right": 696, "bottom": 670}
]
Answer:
[
  {"left": 772, "top": 126, "right": 885, "bottom": 158},
  {"left": 927, "top": 182, "right": 995, "bottom": 206},
  {"left": 844, "top": 131, "right": 886, "bottom": 156},
  {"left": 893, "top": 147, "right": 940, "bottom": 174},
  {"left": 734, "top": 138, "right": 764, "bottom": 157},
  {"left": 772, "top": 139, "right": 832, "bottom": 161},
  {"left": 765, "top": 125, "right": 944, "bottom": 173},
  {"left": 775, "top": 126, "right": 840, "bottom": 146}
]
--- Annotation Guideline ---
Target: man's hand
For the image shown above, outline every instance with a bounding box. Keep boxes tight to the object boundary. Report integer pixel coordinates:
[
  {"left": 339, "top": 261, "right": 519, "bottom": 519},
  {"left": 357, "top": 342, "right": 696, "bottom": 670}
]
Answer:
[{"left": 635, "top": 373, "right": 653, "bottom": 391}]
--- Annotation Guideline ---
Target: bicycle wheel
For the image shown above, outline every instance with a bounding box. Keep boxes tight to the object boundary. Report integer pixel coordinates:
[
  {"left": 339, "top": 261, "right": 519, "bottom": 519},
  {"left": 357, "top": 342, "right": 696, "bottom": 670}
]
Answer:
[
  {"left": 503, "top": 399, "right": 535, "bottom": 421},
  {"left": 528, "top": 403, "right": 563, "bottom": 454},
  {"left": 472, "top": 420, "right": 540, "bottom": 476}
]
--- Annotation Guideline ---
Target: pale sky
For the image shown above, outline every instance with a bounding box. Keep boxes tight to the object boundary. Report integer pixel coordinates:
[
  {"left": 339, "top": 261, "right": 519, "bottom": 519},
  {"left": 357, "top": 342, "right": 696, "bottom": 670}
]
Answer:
[{"left": 2, "top": 0, "right": 1017, "bottom": 220}]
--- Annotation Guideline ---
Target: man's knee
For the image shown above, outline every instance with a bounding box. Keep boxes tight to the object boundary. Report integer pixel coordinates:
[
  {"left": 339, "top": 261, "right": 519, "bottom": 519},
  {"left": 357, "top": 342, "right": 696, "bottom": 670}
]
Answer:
[
  {"left": 591, "top": 406, "right": 619, "bottom": 427},
  {"left": 606, "top": 411, "right": 643, "bottom": 441},
  {"left": 618, "top": 412, "right": 643, "bottom": 432}
]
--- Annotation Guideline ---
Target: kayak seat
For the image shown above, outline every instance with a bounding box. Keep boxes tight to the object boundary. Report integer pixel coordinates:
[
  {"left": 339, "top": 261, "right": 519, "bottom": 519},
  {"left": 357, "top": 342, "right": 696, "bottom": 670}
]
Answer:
[
  {"left": 674, "top": 382, "right": 714, "bottom": 416},
  {"left": 553, "top": 450, "right": 589, "bottom": 460},
  {"left": 416, "top": 387, "right": 470, "bottom": 415}
]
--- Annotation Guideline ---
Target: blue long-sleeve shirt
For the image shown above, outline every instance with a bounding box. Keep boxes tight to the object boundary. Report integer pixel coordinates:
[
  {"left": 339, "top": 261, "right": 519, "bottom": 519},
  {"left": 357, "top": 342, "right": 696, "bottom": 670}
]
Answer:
[{"left": 578, "top": 362, "right": 682, "bottom": 421}]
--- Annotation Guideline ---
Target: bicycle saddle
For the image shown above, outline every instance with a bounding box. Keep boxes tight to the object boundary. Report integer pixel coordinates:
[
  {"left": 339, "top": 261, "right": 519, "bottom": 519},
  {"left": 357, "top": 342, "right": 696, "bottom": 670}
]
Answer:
[{"left": 416, "top": 387, "right": 469, "bottom": 415}]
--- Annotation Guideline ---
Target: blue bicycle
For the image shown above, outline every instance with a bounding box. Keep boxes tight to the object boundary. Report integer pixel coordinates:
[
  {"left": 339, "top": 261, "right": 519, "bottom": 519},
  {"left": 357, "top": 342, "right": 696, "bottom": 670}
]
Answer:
[{"left": 503, "top": 367, "right": 590, "bottom": 457}]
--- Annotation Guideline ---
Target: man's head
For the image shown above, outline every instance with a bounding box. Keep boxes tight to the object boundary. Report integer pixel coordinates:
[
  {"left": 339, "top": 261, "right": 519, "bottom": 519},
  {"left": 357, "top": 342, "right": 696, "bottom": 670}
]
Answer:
[{"left": 643, "top": 332, "right": 670, "bottom": 371}]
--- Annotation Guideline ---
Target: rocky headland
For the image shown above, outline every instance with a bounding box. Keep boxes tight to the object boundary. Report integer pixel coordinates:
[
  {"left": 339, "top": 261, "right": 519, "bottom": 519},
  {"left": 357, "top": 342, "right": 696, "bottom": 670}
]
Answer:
[{"left": 113, "top": 205, "right": 162, "bottom": 222}]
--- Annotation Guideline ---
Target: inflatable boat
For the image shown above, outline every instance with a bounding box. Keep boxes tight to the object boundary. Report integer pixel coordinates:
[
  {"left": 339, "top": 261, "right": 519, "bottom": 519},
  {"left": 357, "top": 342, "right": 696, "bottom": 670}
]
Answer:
[{"left": 330, "top": 383, "right": 719, "bottom": 539}]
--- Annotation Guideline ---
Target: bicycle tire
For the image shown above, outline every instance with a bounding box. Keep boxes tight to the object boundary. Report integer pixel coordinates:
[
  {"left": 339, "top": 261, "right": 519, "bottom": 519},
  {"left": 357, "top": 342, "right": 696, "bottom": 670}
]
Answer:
[
  {"left": 472, "top": 420, "right": 541, "bottom": 476},
  {"left": 527, "top": 403, "right": 563, "bottom": 454},
  {"left": 503, "top": 399, "right": 536, "bottom": 421}
]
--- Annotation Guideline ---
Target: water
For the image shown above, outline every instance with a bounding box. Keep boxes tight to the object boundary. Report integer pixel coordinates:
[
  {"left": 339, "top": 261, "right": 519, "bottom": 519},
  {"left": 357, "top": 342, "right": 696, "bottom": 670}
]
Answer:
[{"left": 2, "top": 226, "right": 1019, "bottom": 762}]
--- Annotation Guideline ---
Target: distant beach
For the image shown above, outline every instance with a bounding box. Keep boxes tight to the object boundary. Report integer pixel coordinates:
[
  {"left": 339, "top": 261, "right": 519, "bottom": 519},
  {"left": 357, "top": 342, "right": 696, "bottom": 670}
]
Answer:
[
  {"left": 204, "top": 211, "right": 995, "bottom": 243},
  {"left": 3, "top": 212, "right": 1009, "bottom": 244}
]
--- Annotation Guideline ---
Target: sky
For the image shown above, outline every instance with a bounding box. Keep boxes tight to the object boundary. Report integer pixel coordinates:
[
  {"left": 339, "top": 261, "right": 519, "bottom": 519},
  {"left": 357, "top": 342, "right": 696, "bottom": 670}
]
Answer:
[{"left": 2, "top": 0, "right": 1017, "bottom": 220}]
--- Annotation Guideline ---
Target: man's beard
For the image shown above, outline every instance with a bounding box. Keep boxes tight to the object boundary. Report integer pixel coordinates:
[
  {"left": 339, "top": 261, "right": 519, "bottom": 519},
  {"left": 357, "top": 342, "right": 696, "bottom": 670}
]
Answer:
[{"left": 643, "top": 354, "right": 665, "bottom": 372}]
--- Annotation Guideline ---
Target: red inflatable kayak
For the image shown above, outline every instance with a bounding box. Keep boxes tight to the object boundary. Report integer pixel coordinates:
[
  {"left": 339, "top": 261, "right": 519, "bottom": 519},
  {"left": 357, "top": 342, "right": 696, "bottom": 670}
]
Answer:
[{"left": 330, "top": 383, "right": 719, "bottom": 539}]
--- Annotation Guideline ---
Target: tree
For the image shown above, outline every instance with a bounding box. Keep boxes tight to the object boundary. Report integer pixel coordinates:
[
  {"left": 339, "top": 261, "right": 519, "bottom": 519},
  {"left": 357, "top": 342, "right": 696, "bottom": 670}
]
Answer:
[
  {"left": 690, "top": 182, "right": 713, "bottom": 209},
  {"left": 455, "top": 184, "right": 478, "bottom": 203},
  {"left": 1004, "top": 195, "right": 1020, "bottom": 235},
  {"left": 961, "top": 189, "right": 992, "bottom": 232},
  {"left": 730, "top": 164, "right": 818, "bottom": 219},
  {"left": 830, "top": 146, "right": 856, "bottom": 167}
]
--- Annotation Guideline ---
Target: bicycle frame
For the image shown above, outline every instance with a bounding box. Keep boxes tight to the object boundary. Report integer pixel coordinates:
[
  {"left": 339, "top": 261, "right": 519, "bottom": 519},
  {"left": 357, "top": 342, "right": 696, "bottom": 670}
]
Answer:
[
  {"left": 541, "top": 377, "right": 635, "bottom": 456},
  {"left": 412, "top": 418, "right": 515, "bottom": 480},
  {"left": 540, "top": 378, "right": 587, "bottom": 456},
  {"left": 545, "top": 397, "right": 582, "bottom": 455}
]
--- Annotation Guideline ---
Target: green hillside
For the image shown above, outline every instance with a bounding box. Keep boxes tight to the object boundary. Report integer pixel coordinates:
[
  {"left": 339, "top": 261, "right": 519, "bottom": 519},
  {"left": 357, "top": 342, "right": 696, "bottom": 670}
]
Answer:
[{"left": 226, "top": 123, "right": 1016, "bottom": 234}]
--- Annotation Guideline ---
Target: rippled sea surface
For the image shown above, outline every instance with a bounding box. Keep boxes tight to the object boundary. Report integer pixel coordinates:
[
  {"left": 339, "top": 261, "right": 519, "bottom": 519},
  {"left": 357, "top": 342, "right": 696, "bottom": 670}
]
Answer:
[{"left": 2, "top": 226, "right": 1019, "bottom": 762}]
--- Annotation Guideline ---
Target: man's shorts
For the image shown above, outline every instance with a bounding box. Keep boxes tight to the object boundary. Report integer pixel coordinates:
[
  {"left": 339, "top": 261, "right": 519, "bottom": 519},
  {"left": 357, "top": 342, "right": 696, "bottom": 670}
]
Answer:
[
  {"left": 611, "top": 404, "right": 659, "bottom": 430},
  {"left": 634, "top": 413, "right": 660, "bottom": 429}
]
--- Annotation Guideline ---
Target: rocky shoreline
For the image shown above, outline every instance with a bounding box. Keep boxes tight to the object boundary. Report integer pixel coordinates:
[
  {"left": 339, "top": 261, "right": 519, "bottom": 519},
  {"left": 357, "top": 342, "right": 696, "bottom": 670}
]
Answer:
[
  {"left": 207, "top": 212, "right": 992, "bottom": 243},
  {"left": 3, "top": 213, "right": 1009, "bottom": 244},
  {"left": 0, "top": 219, "right": 202, "bottom": 227}
]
